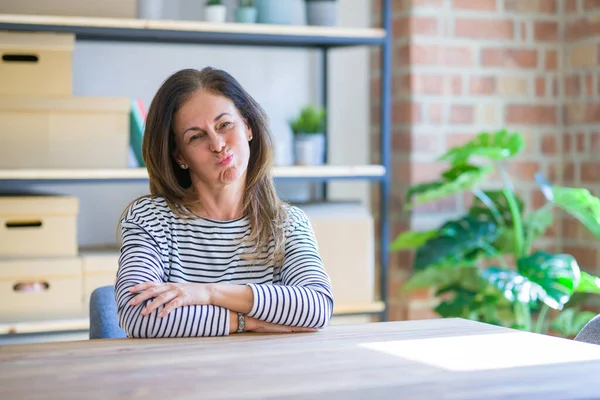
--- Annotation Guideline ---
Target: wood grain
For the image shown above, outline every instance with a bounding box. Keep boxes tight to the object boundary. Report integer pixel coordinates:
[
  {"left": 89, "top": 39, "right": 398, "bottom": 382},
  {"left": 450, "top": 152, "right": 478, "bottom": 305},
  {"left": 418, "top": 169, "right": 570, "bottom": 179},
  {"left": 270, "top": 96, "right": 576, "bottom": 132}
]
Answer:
[{"left": 1, "top": 318, "right": 600, "bottom": 399}]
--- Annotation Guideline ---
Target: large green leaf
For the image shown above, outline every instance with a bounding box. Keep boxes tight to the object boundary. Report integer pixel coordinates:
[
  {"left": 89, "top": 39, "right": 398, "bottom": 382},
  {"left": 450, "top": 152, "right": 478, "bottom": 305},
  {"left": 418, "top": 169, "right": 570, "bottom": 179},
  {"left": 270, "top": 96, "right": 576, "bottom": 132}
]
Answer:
[
  {"left": 439, "top": 129, "right": 524, "bottom": 165},
  {"left": 535, "top": 173, "right": 600, "bottom": 237},
  {"left": 576, "top": 271, "right": 600, "bottom": 294},
  {"left": 403, "top": 265, "right": 482, "bottom": 292},
  {"left": 469, "top": 189, "right": 525, "bottom": 226},
  {"left": 518, "top": 252, "right": 580, "bottom": 309},
  {"left": 484, "top": 253, "right": 580, "bottom": 310},
  {"left": 551, "top": 308, "right": 597, "bottom": 338},
  {"left": 414, "top": 215, "right": 501, "bottom": 270},
  {"left": 405, "top": 164, "right": 493, "bottom": 210},
  {"left": 523, "top": 205, "right": 554, "bottom": 248},
  {"left": 390, "top": 230, "right": 437, "bottom": 251}
]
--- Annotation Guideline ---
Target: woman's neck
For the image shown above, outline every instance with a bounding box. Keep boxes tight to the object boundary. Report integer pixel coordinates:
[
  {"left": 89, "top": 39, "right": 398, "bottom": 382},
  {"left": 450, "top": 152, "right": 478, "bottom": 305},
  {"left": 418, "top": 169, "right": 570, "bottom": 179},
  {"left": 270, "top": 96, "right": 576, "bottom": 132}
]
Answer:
[{"left": 187, "top": 179, "right": 246, "bottom": 221}]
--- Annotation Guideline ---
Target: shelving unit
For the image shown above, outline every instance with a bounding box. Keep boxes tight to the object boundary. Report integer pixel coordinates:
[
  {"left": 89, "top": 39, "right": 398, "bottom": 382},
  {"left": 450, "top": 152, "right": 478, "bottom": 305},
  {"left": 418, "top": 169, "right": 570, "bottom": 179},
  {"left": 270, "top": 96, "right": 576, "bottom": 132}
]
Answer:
[{"left": 0, "top": 1, "right": 392, "bottom": 333}]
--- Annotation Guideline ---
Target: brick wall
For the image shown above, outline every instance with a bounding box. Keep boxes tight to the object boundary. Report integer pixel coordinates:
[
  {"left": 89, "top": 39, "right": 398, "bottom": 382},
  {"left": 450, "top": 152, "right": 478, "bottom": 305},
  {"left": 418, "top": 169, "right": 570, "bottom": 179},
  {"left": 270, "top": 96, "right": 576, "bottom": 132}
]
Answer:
[
  {"left": 370, "top": 0, "right": 596, "bottom": 321},
  {"left": 562, "top": 0, "right": 600, "bottom": 274}
]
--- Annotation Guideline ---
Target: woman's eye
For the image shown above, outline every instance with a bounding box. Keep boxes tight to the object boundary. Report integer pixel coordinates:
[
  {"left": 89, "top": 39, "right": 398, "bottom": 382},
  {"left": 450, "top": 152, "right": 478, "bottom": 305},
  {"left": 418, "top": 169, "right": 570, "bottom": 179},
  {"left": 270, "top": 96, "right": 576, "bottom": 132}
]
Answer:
[
  {"left": 220, "top": 122, "right": 232, "bottom": 129},
  {"left": 190, "top": 134, "right": 204, "bottom": 142}
]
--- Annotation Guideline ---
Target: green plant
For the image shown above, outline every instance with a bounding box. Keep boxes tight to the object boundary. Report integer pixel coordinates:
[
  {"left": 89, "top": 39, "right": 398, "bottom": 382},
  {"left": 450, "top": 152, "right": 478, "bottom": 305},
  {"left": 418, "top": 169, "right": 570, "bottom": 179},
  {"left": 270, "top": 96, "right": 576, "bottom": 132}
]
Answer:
[
  {"left": 392, "top": 129, "right": 600, "bottom": 337},
  {"left": 206, "top": 0, "right": 223, "bottom": 6},
  {"left": 289, "top": 105, "right": 326, "bottom": 135},
  {"left": 238, "top": 0, "right": 254, "bottom": 7}
]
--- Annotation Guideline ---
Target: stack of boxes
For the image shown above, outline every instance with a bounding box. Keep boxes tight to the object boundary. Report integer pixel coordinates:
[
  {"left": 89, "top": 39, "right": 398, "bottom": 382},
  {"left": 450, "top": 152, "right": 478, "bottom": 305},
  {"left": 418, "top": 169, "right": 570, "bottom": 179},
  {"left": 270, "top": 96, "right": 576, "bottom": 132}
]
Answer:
[{"left": 0, "top": 30, "right": 128, "bottom": 323}]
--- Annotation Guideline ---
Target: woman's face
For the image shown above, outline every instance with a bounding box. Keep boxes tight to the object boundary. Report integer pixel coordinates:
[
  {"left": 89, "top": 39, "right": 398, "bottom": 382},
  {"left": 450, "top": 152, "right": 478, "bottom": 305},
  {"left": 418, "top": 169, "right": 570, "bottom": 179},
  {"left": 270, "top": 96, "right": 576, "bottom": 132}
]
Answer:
[{"left": 173, "top": 90, "right": 252, "bottom": 188}]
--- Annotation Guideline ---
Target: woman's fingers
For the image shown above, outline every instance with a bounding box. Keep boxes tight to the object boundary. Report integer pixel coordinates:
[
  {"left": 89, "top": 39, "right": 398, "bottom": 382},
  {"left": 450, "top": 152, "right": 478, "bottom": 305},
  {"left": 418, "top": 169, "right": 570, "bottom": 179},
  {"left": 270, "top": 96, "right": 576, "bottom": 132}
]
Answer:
[
  {"left": 158, "top": 297, "right": 184, "bottom": 317},
  {"left": 130, "top": 281, "right": 156, "bottom": 294},
  {"left": 142, "top": 290, "right": 178, "bottom": 316},
  {"left": 130, "top": 283, "right": 169, "bottom": 307}
]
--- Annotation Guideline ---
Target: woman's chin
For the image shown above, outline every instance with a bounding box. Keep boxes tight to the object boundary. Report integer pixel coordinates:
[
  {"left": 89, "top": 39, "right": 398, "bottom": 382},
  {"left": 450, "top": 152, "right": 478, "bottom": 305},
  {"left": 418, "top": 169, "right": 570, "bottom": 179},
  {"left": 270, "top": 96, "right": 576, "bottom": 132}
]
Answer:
[{"left": 219, "top": 166, "right": 243, "bottom": 184}]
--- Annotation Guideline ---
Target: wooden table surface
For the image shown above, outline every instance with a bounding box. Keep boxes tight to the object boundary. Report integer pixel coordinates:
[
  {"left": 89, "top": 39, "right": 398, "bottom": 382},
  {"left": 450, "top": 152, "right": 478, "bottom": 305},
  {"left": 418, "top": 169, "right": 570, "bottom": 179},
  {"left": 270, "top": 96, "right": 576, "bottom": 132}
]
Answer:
[{"left": 2, "top": 318, "right": 600, "bottom": 399}]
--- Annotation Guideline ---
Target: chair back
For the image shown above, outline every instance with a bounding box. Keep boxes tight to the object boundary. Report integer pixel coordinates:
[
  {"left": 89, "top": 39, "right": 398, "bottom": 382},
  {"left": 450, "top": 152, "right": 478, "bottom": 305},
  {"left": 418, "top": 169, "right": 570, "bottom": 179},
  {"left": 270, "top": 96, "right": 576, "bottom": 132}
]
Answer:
[{"left": 89, "top": 285, "right": 127, "bottom": 339}]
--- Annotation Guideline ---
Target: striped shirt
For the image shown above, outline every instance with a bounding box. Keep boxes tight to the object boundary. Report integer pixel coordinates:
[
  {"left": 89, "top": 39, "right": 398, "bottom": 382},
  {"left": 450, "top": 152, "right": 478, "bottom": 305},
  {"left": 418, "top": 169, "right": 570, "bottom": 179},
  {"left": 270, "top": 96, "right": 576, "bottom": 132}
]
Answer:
[{"left": 116, "top": 196, "right": 334, "bottom": 338}]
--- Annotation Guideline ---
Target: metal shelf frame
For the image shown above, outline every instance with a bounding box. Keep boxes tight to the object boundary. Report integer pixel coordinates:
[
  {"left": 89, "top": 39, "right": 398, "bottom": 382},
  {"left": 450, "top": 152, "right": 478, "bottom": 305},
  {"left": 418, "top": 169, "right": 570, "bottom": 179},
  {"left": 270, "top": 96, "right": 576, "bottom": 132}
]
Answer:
[{"left": 0, "top": 0, "right": 393, "bottom": 329}]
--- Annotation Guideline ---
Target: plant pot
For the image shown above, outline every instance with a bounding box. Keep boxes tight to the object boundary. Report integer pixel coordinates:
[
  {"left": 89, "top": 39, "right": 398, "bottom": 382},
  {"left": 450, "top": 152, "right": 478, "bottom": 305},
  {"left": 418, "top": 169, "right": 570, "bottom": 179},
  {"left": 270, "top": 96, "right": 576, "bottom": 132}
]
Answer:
[
  {"left": 205, "top": 5, "right": 227, "bottom": 23},
  {"left": 137, "top": 0, "right": 165, "bottom": 19},
  {"left": 294, "top": 133, "right": 325, "bottom": 166},
  {"left": 235, "top": 6, "right": 258, "bottom": 23},
  {"left": 255, "top": 0, "right": 293, "bottom": 24},
  {"left": 305, "top": 0, "right": 337, "bottom": 27}
]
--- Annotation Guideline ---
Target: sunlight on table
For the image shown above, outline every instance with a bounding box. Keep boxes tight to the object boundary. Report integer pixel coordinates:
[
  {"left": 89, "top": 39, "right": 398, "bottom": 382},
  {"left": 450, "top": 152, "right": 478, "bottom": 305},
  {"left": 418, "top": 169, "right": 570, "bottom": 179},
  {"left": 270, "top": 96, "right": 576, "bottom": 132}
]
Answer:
[{"left": 360, "top": 331, "right": 600, "bottom": 372}]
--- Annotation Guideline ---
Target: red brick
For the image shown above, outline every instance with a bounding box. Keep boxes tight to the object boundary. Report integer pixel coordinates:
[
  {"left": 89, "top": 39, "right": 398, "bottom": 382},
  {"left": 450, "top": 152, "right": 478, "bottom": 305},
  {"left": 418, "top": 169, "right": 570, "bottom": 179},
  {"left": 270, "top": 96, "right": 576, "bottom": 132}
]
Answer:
[
  {"left": 591, "top": 132, "right": 600, "bottom": 152},
  {"left": 481, "top": 48, "right": 538, "bottom": 69},
  {"left": 396, "top": 44, "right": 410, "bottom": 66},
  {"left": 506, "top": 104, "right": 557, "bottom": 125},
  {"left": 577, "top": 132, "right": 586, "bottom": 152},
  {"left": 411, "top": 161, "right": 447, "bottom": 182},
  {"left": 428, "top": 103, "right": 444, "bottom": 123},
  {"left": 446, "top": 133, "right": 476, "bottom": 149},
  {"left": 507, "top": 161, "right": 540, "bottom": 181},
  {"left": 443, "top": 46, "right": 475, "bottom": 67},
  {"left": 541, "top": 134, "right": 557, "bottom": 153},
  {"left": 586, "top": 74, "right": 594, "bottom": 96},
  {"left": 469, "top": 76, "right": 496, "bottom": 95},
  {"left": 412, "top": 195, "right": 459, "bottom": 213},
  {"left": 452, "top": 0, "right": 497, "bottom": 10},
  {"left": 546, "top": 50, "right": 557, "bottom": 70},
  {"left": 454, "top": 18, "right": 514, "bottom": 40},
  {"left": 504, "top": 0, "right": 557, "bottom": 13},
  {"left": 564, "top": 103, "right": 600, "bottom": 124},
  {"left": 393, "top": 16, "right": 439, "bottom": 37},
  {"left": 450, "top": 104, "right": 474, "bottom": 124},
  {"left": 566, "top": 18, "right": 600, "bottom": 41},
  {"left": 565, "top": 0, "right": 578, "bottom": 11},
  {"left": 581, "top": 162, "right": 600, "bottom": 183},
  {"left": 407, "top": 0, "right": 445, "bottom": 8},
  {"left": 534, "top": 21, "right": 559, "bottom": 41},
  {"left": 392, "top": 131, "right": 444, "bottom": 153},
  {"left": 584, "top": 0, "right": 600, "bottom": 10},
  {"left": 412, "top": 73, "right": 445, "bottom": 95},
  {"left": 565, "top": 75, "right": 581, "bottom": 97},
  {"left": 393, "top": 101, "right": 421, "bottom": 124},
  {"left": 451, "top": 75, "right": 462, "bottom": 95},
  {"left": 564, "top": 245, "right": 598, "bottom": 270},
  {"left": 536, "top": 77, "right": 546, "bottom": 97},
  {"left": 553, "top": 78, "right": 559, "bottom": 96},
  {"left": 564, "top": 161, "right": 576, "bottom": 182},
  {"left": 392, "top": 73, "right": 410, "bottom": 98},
  {"left": 409, "top": 45, "right": 475, "bottom": 67}
]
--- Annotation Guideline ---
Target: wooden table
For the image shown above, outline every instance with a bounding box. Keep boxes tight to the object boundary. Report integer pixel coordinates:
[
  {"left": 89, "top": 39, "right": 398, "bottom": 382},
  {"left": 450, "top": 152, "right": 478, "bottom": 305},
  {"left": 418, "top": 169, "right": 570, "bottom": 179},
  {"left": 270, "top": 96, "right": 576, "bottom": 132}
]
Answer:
[{"left": 2, "top": 318, "right": 600, "bottom": 399}]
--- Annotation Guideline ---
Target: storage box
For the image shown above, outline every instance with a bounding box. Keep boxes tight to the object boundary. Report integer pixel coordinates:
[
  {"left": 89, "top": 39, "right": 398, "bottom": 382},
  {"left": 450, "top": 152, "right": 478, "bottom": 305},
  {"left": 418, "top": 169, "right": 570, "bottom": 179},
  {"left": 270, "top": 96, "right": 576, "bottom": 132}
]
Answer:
[
  {"left": 0, "top": 257, "right": 83, "bottom": 321},
  {"left": 0, "top": 96, "right": 131, "bottom": 168},
  {"left": 0, "top": 0, "right": 136, "bottom": 18},
  {"left": 299, "top": 202, "right": 375, "bottom": 308},
  {"left": 0, "top": 31, "right": 74, "bottom": 96},
  {"left": 0, "top": 195, "right": 78, "bottom": 258},
  {"left": 81, "top": 249, "right": 119, "bottom": 310}
]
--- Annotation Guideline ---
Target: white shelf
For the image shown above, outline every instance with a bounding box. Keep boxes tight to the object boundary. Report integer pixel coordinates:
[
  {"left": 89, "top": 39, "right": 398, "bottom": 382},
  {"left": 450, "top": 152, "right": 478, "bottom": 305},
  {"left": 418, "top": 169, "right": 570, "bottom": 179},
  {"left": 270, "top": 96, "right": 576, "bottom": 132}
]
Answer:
[{"left": 0, "top": 165, "right": 386, "bottom": 182}]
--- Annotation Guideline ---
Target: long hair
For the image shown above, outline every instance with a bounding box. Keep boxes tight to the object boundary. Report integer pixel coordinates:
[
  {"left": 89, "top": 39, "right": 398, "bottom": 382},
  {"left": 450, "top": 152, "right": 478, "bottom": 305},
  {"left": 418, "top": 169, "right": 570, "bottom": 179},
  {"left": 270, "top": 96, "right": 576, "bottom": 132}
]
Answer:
[{"left": 132, "top": 67, "right": 287, "bottom": 267}]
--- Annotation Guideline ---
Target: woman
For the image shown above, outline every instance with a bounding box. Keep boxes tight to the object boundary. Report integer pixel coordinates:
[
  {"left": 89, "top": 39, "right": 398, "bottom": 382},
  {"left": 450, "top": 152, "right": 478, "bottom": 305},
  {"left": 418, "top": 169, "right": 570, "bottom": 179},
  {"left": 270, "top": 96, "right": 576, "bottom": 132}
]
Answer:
[{"left": 116, "top": 67, "right": 334, "bottom": 338}]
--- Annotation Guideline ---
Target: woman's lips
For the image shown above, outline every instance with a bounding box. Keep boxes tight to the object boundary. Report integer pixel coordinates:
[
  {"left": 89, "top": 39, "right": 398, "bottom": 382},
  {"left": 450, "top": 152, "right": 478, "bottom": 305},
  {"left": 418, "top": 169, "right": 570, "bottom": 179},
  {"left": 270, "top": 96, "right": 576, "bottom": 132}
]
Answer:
[{"left": 217, "top": 153, "right": 233, "bottom": 166}]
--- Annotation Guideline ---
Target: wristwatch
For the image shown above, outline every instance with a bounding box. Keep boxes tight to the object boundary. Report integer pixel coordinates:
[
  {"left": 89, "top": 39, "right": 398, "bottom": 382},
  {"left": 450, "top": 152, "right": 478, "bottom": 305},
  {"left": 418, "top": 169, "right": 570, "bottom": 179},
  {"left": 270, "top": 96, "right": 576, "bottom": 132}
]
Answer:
[{"left": 237, "top": 312, "right": 246, "bottom": 333}]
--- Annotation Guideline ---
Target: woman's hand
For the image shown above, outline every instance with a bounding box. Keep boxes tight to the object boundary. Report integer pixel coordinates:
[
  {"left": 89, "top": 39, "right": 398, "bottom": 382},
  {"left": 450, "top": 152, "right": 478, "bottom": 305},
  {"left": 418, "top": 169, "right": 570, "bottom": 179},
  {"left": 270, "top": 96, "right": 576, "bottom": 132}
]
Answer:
[
  {"left": 244, "top": 317, "right": 318, "bottom": 333},
  {"left": 129, "top": 282, "right": 213, "bottom": 317}
]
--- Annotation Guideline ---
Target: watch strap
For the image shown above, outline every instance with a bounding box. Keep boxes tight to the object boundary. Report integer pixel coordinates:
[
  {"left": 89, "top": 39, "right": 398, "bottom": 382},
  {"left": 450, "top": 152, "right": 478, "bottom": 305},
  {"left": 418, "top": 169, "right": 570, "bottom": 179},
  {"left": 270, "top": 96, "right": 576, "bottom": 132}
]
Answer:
[{"left": 236, "top": 312, "right": 246, "bottom": 333}]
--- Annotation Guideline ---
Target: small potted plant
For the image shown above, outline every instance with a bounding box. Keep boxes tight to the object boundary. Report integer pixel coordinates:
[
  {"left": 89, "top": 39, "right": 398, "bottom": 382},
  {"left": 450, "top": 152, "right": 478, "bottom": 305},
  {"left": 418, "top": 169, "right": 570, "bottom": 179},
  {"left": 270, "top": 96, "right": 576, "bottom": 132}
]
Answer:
[
  {"left": 289, "top": 105, "right": 326, "bottom": 166},
  {"left": 205, "top": 0, "right": 227, "bottom": 23},
  {"left": 236, "top": 0, "right": 258, "bottom": 23},
  {"left": 305, "top": 0, "right": 338, "bottom": 26}
]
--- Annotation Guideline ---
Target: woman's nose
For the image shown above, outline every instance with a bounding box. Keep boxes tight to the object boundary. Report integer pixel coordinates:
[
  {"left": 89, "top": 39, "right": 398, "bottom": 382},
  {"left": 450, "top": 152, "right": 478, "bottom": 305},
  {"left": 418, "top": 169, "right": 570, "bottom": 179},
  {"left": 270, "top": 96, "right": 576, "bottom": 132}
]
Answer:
[{"left": 209, "top": 134, "right": 225, "bottom": 152}]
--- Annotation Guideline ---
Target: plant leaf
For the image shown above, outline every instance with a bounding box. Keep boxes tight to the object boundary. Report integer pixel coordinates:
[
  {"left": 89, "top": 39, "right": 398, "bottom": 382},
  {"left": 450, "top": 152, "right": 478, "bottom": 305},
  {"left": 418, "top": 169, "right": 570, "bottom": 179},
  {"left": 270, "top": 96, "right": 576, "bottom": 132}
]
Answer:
[
  {"left": 405, "top": 164, "right": 493, "bottom": 210},
  {"left": 403, "top": 266, "right": 482, "bottom": 292},
  {"left": 482, "top": 267, "right": 547, "bottom": 305},
  {"left": 552, "top": 186, "right": 600, "bottom": 237},
  {"left": 390, "top": 230, "right": 437, "bottom": 251},
  {"left": 517, "top": 252, "right": 580, "bottom": 309},
  {"left": 550, "top": 308, "right": 597, "bottom": 338},
  {"left": 439, "top": 129, "right": 524, "bottom": 165},
  {"left": 469, "top": 189, "right": 525, "bottom": 226},
  {"left": 414, "top": 215, "right": 501, "bottom": 270},
  {"left": 576, "top": 271, "right": 600, "bottom": 294},
  {"left": 523, "top": 205, "right": 554, "bottom": 245}
]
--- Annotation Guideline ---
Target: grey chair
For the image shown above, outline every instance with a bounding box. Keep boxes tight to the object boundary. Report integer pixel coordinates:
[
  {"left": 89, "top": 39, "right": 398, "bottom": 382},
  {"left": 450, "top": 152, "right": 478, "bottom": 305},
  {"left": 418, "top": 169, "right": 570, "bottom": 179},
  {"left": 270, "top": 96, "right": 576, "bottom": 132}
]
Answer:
[
  {"left": 574, "top": 314, "right": 600, "bottom": 345},
  {"left": 89, "top": 285, "right": 128, "bottom": 339}
]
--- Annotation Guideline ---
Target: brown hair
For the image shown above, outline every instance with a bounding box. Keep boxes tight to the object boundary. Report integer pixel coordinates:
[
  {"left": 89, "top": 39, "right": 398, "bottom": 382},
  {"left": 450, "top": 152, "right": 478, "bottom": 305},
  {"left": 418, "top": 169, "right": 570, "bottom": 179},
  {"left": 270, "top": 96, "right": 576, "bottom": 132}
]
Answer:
[{"left": 129, "top": 67, "right": 287, "bottom": 267}]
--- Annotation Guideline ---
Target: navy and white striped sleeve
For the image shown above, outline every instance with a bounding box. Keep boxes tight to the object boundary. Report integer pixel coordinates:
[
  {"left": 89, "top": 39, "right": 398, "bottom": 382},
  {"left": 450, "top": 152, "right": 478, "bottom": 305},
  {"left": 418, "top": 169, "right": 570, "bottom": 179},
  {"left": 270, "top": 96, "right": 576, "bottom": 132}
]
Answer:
[
  {"left": 245, "top": 208, "right": 334, "bottom": 329},
  {"left": 116, "top": 220, "right": 231, "bottom": 338}
]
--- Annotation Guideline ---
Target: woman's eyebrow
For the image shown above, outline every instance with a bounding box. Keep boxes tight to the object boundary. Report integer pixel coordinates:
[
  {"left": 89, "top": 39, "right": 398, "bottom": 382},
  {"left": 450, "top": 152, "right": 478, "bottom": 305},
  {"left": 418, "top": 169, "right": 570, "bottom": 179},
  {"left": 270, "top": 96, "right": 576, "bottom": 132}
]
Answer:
[{"left": 213, "top": 112, "right": 231, "bottom": 122}]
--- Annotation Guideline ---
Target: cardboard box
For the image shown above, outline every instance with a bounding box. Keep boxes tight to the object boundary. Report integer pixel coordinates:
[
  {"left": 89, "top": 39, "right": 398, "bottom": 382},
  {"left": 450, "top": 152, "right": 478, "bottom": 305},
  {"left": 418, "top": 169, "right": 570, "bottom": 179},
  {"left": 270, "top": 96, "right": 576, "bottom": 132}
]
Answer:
[
  {"left": 0, "top": 257, "right": 83, "bottom": 321},
  {"left": 0, "top": 96, "right": 131, "bottom": 168},
  {"left": 0, "top": 31, "right": 73, "bottom": 96},
  {"left": 0, "top": 0, "right": 136, "bottom": 18},
  {"left": 0, "top": 195, "right": 78, "bottom": 258},
  {"left": 80, "top": 249, "right": 119, "bottom": 311}
]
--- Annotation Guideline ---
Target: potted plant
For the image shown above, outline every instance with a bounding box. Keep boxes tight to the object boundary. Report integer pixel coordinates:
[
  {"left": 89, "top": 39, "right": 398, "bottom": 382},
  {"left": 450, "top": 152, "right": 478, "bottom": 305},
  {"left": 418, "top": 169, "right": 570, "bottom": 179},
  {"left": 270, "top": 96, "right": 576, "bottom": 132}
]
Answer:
[
  {"left": 205, "top": 0, "right": 227, "bottom": 23},
  {"left": 305, "top": 0, "right": 337, "bottom": 26},
  {"left": 255, "top": 0, "right": 293, "bottom": 24},
  {"left": 392, "top": 129, "right": 600, "bottom": 338},
  {"left": 236, "top": 0, "right": 258, "bottom": 23},
  {"left": 289, "top": 105, "right": 326, "bottom": 166}
]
